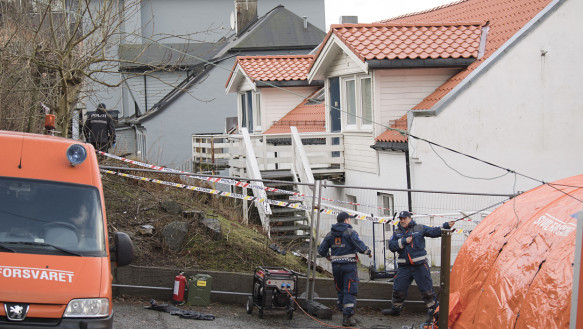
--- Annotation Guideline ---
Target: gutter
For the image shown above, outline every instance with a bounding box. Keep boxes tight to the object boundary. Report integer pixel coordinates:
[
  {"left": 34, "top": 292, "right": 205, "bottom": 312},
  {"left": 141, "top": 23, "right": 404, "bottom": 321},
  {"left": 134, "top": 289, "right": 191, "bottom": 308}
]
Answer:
[
  {"left": 256, "top": 80, "right": 324, "bottom": 88},
  {"left": 367, "top": 58, "right": 475, "bottom": 69},
  {"left": 370, "top": 141, "right": 407, "bottom": 152},
  {"left": 413, "top": 0, "right": 566, "bottom": 117}
]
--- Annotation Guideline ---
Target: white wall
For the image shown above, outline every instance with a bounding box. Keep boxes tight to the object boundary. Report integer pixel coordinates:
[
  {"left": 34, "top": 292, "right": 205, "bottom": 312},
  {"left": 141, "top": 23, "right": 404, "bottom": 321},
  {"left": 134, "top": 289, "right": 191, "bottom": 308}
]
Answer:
[
  {"left": 409, "top": 0, "right": 583, "bottom": 196},
  {"left": 261, "top": 86, "right": 318, "bottom": 132},
  {"left": 374, "top": 68, "right": 458, "bottom": 138},
  {"left": 327, "top": 49, "right": 366, "bottom": 77}
]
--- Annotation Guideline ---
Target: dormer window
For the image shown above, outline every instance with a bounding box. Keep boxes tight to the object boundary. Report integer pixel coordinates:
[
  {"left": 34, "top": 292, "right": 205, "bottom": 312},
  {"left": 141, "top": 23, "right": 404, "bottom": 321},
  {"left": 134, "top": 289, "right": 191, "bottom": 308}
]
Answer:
[
  {"left": 342, "top": 75, "right": 372, "bottom": 131},
  {"left": 239, "top": 90, "right": 261, "bottom": 133}
]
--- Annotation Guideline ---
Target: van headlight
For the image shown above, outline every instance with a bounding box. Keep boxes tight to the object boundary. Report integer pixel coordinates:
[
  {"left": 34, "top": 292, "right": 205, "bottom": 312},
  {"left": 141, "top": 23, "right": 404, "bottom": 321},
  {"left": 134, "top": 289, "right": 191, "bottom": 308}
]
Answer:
[
  {"left": 66, "top": 144, "right": 87, "bottom": 167},
  {"left": 64, "top": 298, "right": 109, "bottom": 317}
]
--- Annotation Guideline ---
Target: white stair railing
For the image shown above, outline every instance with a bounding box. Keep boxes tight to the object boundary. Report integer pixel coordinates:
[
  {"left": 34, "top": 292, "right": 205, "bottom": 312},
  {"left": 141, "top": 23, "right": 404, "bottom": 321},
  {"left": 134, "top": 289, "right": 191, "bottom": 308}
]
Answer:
[
  {"left": 241, "top": 128, "right": 272, "bottom": 234},
  {"left": 290, "top": 126, "right": 316, "bottom": 227}
]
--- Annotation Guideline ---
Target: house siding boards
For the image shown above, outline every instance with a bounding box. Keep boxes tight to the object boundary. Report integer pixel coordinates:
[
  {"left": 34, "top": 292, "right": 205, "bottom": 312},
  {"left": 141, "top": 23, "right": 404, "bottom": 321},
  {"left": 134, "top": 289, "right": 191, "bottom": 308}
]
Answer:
[
  {"left": 261, "top": 87, "right": 316, "bottom": 133},
  {"left": 124, "top": 71, "right": 188, "bottom": 113},
  {"left": 343, "top": 132, "right": 377, "bottom": 174},
  {"left": 409, "top": 0, "right": 582, "bottom": 195},
  {"left": 376, "top": 68, "right": 458, "bottom": 127},
  {"left": 327, "top": 51, "right": 366, "bottom": 77}
]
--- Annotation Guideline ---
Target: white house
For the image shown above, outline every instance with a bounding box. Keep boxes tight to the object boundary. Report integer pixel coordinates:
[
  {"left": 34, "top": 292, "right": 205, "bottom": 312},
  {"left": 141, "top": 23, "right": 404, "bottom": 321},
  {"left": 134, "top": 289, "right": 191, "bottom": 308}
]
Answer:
[{"left": 220, "top": 0, "right": 582, "bottom": 267}]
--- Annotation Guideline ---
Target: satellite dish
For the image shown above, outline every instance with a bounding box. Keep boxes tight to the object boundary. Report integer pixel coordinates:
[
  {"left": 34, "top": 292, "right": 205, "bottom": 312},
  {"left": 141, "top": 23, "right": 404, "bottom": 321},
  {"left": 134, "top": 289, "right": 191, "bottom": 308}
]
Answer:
[{"left": 229, "top": 11, "right": 235, "bottom": 30}]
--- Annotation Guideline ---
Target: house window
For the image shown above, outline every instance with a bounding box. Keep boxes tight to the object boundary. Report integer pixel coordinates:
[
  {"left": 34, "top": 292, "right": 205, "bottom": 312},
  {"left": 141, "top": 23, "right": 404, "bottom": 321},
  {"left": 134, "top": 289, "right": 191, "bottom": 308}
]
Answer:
[
  {"left": 239, "top": 91, "right": 261, "bottom": 133},
  {"left": 361, "top": 77, "right": 372, "bottom": 127},
  {"left": 346, "top": 194, "right": 358, "bottom": 225},
  {"left": 342, "top": 75, "right": 373, "bottom": 130},
  {"left": 345, "top": 79, "right": 356, "bottom": 126},
  {"left": 255, "top": 92, "right": 261, "bottom": 130},
  {"left": 378, "top": 193, "right": 394, "bottom": 232}
]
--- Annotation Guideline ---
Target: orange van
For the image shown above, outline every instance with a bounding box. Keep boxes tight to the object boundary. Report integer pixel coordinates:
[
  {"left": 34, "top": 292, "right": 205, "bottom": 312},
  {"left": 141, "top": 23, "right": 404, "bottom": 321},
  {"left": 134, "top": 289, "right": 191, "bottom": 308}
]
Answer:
[{"left": 0, "top": 130, "right": 133, "bottom": 328}]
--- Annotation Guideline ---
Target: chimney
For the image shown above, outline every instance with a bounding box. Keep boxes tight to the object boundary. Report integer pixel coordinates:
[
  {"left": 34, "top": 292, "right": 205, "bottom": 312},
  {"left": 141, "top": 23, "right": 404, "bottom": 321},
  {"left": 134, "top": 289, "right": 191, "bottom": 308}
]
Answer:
[
  {"left": 340, "top": 16, "right": 358, "bottom": 24},
  {"left": 235, "top": 0, "right": 258, "bottom": 35},
  {"left": 303, "top": 16, "right": 308, "bottom": 29}
]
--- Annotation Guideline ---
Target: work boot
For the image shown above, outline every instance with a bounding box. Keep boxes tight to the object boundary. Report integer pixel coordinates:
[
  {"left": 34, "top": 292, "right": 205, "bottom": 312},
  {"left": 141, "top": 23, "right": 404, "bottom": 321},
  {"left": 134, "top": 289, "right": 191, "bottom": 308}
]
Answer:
[
  {"left": 381, "top": 306, "right": 401, "bottom": 316},
  {"left": 342, "top": 314, "right": 357, "bottom": 326}
]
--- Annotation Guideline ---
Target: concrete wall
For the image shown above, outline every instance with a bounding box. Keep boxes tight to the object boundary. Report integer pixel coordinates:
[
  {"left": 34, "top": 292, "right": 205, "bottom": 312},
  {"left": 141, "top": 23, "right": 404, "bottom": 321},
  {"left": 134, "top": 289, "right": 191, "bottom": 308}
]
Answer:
[{"left": 112, "top": 265, "right": 436, "bottom": 310}]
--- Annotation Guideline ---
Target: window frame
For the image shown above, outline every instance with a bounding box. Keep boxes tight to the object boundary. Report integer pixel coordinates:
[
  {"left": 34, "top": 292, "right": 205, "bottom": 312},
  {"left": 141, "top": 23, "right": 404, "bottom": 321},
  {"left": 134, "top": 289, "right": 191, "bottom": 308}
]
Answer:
[
  {"left": 341, "top": 74, "right": 373, "bottom": 131},
  {"left": 238, "top": 90, "right": 262, "bottom": 133}
]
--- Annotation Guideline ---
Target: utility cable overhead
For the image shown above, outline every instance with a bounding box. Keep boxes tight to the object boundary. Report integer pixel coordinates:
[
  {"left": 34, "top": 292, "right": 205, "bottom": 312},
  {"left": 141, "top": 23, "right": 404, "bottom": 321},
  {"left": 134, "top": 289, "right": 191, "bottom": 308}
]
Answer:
[
  {"left": 132, "top": 33, "right": 555, "bottom": 190},
  {"left": 39, "top": 4, "right": 581, "bottom": 200}
]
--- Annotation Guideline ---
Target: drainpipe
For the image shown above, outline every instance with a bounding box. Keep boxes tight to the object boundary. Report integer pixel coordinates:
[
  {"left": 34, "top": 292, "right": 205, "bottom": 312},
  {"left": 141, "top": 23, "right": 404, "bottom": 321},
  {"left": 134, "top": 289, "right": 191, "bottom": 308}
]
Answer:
[{"left": 405, "top": 149, "right": 412, "bottom": 212}]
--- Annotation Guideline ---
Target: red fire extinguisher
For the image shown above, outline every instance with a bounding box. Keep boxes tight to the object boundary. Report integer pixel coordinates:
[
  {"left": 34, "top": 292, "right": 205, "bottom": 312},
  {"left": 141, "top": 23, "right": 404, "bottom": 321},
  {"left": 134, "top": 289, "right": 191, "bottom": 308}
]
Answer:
[{"left": 173, "top": 271, "right": 187, "bottom": 305}]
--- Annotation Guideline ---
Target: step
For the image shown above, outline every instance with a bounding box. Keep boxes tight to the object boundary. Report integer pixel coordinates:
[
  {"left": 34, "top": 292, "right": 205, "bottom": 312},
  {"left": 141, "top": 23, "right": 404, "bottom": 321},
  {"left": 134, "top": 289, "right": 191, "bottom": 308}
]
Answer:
[
  {"left": 271, "top": 207, "right": 302, "bottom": 214},
  {"left": 271, "top": 234, "right": 311, "bottom": 241},
  {"left": 269, "top": 216, "right": 308, "bottom": 223},
  {"left": 261, "top": 170, "right": 293, "bottom": 180},
  {"left": 270, "top": 224, "right": 311, "bottom": 233}
]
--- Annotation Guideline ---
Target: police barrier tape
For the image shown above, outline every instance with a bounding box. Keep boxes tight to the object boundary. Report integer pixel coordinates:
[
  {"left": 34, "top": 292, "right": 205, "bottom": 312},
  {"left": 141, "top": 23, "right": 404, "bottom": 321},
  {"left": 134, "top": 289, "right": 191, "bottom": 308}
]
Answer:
[
  {"left": 101, "top": 168, "right": 470, "bottom": 234},
  {"left": 98, "top": 151, "right": 400, "bottom": 214},
  {"left": 100, "top": 169, "right": 385, "bottom": 222},
  {"left": 98, "top": 151, "right": 482, "bottom": 223}
]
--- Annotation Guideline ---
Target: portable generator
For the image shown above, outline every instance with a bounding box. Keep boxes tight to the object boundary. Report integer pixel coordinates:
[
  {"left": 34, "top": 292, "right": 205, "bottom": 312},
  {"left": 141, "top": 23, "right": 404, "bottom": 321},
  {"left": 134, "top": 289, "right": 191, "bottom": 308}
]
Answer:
[{"left": 246, "top": 266, "right": 299, "bottom": 319}]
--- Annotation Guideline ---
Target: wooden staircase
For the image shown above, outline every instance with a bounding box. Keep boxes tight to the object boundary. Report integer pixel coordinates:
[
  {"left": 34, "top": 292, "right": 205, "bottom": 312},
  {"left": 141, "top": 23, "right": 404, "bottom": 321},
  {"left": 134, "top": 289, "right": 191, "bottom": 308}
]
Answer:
[
  {"left": 262, "top": 170, "right": 311, "bottom": 242},
  {"left": 262, "top": 169, "right": 344, "bottom": 243}
]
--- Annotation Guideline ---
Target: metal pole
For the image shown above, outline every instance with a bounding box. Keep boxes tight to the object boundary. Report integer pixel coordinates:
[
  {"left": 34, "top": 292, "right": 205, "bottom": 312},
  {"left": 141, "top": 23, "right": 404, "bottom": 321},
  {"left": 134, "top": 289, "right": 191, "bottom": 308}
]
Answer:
[
  {"left": 305, "top": 180, "right": 318, "bottom": 300},
  {"left": 382, "top": 222, "right": 387, "bottom": 270},
  {"left": 309, "top": 180, "right": 324, "bottom": 301},
  {"left": 439, "top": 228, "right": 452, "bottom": 329},
  {"left": 372, "top": 222, "right": 377, "bottom": 271}
]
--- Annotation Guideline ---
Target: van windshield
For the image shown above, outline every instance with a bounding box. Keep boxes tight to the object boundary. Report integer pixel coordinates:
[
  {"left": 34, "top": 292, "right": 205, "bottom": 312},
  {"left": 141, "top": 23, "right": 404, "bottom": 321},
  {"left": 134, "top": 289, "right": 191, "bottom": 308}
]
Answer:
[{"left": 0, "top": 177, "right": 106, "bottom": 256}]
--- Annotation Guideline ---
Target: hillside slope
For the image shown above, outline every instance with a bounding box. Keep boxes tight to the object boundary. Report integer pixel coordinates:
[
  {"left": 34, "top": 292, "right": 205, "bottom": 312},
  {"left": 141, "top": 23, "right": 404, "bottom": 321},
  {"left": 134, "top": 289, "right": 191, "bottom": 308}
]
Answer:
[{"left": 101, "top": 169, "right": 309, "bottom": 274}]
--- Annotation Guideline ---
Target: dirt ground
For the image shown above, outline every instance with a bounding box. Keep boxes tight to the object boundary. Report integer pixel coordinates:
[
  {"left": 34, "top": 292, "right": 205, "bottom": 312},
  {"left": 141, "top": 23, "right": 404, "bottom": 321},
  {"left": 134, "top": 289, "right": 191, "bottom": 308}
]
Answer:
[{"left": 101, "top": 167, "right": 312, "bottom": 274}]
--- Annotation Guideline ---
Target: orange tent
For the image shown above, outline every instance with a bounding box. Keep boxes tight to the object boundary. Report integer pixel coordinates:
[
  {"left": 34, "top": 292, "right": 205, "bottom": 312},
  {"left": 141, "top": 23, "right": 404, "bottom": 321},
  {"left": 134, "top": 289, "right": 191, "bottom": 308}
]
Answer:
[{"left": 448, "top": 174, "right": 583, "bottom": 329}]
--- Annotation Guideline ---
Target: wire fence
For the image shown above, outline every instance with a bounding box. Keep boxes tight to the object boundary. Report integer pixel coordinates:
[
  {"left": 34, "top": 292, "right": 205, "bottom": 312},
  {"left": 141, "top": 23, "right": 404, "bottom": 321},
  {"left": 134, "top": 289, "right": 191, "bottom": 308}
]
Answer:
[{"left": 294, "top": 182, "right": 513, "bottom": 271}]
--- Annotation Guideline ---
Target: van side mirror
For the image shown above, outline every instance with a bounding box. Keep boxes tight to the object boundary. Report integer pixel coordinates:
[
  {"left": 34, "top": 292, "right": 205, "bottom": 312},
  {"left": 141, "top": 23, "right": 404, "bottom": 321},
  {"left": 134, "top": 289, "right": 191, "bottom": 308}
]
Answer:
[{"left": 112, "top": 232, "right": 134, "bottom": 267}]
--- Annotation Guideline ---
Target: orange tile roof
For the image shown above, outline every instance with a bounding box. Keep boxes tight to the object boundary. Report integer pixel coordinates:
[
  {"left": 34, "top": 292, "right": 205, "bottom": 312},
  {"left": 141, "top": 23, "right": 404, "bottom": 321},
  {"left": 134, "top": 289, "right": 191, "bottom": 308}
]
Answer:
[
  {"left": 330, "top": 22, "right": 483, "bottom": 61},
  {"left": 264, "top": 89, "right": 325, "bottom": 134},
  {"left": 230, "top": 55, "right": 315, "bottom": 84},
  {"left": 375, "top": 116, "right": 408, "bottom": 143},
  {"left": 380, "top": 0, "right": 554, "bottom": 110}
]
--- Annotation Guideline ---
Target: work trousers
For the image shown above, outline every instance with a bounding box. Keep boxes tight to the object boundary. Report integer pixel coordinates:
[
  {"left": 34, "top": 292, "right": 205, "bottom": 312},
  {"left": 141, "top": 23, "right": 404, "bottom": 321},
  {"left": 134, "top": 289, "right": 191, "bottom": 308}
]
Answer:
[
  {"left": 392, "top": 262, "right": 436, "bottom": 309},
  {"left": 332, "top": 262, "right": 359, "bottom": 315}
]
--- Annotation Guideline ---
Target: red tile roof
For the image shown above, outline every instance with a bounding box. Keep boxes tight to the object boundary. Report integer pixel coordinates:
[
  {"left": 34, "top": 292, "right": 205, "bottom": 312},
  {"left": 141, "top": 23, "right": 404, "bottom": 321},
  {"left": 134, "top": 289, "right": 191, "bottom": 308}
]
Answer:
[
  {"left": 380, "top": 0, "right": 554, "bottom": 110},
  {"left": 264, "top": 89, "right": 325, "bottom": 134},
  {"left": 329, "top": 22, "right": 483, "bottom": 61},
  {"left": 229, "top": 55, "right": 314, "bottom": 84},
  {"left": 375, "top": 116, "right": 408, "bottom": 143}
]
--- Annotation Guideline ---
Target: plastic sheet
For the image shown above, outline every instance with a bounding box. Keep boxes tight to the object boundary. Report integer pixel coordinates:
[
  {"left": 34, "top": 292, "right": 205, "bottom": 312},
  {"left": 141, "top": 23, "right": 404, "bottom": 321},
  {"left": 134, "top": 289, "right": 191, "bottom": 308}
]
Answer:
[
  {"left": 448, "top": 175, "right": 583, "bottom": 329},
  {"left": 145, "top": 299, "right": 216, "bottom": 320}
]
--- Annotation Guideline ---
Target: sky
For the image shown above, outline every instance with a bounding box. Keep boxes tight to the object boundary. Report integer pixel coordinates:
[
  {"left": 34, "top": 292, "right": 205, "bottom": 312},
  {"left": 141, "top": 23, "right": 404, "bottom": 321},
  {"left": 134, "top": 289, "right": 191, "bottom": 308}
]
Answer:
[{"left": 324, "top": 0, "right": 454, "bottom": 29}]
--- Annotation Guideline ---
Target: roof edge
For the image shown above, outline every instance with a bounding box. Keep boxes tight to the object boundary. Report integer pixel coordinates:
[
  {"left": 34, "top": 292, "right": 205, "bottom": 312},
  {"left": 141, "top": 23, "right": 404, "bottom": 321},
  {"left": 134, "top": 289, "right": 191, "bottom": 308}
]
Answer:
[
  {"left": 371, "top": 141, "right": 408, "bottom": 152},
  {"left": 256, "top": 80, "right": 323, "bottom": 87},
  {"left": 367, "top": 57, "right": 475, "bottom": 69},
  {"left": 424, "top": 0, "right": 566, "bottom": 115}
]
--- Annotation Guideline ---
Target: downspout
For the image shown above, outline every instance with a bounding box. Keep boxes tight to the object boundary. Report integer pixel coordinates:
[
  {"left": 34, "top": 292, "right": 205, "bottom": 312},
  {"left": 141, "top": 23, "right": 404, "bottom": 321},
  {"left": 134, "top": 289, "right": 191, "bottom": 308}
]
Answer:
[{"left": 405, "top": 148, "right": 412, "bottom": 212}]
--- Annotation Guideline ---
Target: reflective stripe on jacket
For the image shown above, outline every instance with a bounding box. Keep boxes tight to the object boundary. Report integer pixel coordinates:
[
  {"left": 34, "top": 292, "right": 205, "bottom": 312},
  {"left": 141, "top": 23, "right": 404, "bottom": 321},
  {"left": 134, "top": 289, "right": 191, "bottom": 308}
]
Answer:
[
  {"left": 318, "top": 223, "right": 370, "bottom": 264},
  {"left": 388, "top": 220, "right": 450, "bottom": 266}
]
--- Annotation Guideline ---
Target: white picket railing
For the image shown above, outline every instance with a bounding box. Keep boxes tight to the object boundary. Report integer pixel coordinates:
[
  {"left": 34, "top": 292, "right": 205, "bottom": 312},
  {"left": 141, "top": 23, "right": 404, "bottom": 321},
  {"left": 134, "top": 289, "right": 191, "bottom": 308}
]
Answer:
[{"left": 191, "top": 129, "right": 345, "bottom": 235}]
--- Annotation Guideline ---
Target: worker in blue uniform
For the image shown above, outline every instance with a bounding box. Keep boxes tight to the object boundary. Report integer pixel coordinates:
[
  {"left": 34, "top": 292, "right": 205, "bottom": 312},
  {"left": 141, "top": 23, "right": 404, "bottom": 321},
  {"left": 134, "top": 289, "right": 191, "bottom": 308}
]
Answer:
[
  {"left": 318, "top": 211, "right": 372, "bottom": 327},
  {"left": 382, "top": 211, "right": 454, "bottom": 318}
]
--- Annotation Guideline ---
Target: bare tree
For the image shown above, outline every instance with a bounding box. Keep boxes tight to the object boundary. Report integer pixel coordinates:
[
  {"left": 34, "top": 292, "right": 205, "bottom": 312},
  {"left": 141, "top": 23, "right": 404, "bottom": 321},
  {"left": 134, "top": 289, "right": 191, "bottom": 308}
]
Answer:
[{"left": 0, "top": 0, "right": 220, "bottom": 136}]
